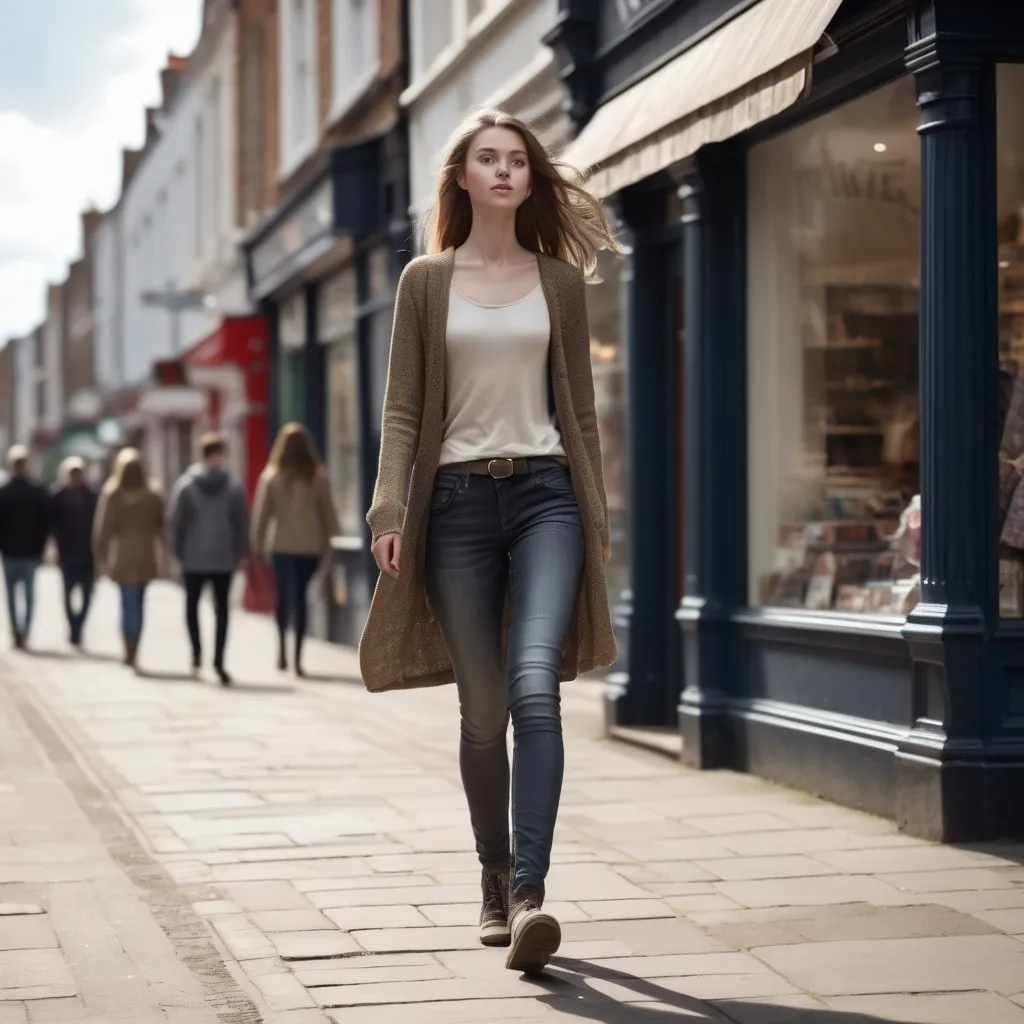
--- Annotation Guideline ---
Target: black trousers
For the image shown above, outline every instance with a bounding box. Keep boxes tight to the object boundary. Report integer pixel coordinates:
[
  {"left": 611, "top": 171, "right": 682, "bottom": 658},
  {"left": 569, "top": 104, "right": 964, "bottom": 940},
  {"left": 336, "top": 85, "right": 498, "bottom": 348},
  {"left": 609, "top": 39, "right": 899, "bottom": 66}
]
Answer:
[{"left": 184, "top": 572, "right": 232, "bottom": 667}]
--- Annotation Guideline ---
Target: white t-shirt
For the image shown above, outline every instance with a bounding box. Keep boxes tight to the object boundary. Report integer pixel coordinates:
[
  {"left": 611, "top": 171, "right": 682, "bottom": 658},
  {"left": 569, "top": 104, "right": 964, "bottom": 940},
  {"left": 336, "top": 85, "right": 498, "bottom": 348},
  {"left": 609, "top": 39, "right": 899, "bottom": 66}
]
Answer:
[{"left": 438, "top": 282, "right": 565, "bottom": 466}]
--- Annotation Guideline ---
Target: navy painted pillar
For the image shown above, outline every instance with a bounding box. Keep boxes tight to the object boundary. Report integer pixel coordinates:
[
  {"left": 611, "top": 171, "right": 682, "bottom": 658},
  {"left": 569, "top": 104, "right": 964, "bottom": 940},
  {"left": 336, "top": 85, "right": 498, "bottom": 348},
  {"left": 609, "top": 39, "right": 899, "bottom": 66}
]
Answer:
[
  {"left": 898, "top": 1, "right": 1001, "bottom": 840},
  {"left": 677, "top": 143, "right": 748, "bottom": 769},
  {"left": 303, "top": 285, "right": 327, "bottom": 459},
  {"left": 604, "top": 186, "right": 682, "bottom": 727}
]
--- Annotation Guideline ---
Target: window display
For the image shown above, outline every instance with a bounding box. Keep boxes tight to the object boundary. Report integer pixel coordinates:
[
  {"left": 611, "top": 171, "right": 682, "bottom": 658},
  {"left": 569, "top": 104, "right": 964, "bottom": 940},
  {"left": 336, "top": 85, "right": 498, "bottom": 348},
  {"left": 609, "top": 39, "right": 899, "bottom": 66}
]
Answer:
[
  {"left": 327, "top": 340, "right": 362, "bottom": 537},
  {"left": 997, "top": 64, "right": 1024, "bottom": 618},
  {"left": 747, "top": 77, "right": 921, "bottom": 618},
  {"left": 319, "top": 267, "right": 361, "bottom": 537},
  {"left": 586, "top": 248, "right": 630, "bottom": 605}
]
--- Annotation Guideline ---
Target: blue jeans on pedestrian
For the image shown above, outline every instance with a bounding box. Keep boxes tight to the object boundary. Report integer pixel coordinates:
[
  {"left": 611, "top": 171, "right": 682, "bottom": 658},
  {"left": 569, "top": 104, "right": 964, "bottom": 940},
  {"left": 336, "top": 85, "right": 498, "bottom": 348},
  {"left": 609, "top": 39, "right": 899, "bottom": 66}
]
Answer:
[
  {"left": 61, "top": 561, "right": 94, "bottom": 645},
  {"left": 424, "top": 458, "right": 585, "bottom": 899},
  {"left": 271, "top": 553, "right": 320, "bottom": 658},
  {"left": 119, "top": 583, "right": 148, "bottom": 644},
  {"left": 2, "top": 556, "right": 40, "bottom": 640}
]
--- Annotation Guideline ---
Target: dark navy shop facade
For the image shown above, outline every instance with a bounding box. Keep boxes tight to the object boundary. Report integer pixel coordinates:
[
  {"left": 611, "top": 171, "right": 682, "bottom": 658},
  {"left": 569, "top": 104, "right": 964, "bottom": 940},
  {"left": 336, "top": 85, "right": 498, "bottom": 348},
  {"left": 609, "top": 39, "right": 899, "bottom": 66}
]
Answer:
[
  {"left": 245, "top": 127, "right": 411, "bottom": 648},
  {"left": 550, "top": 0, "right": 1024, "bottom": 839}
]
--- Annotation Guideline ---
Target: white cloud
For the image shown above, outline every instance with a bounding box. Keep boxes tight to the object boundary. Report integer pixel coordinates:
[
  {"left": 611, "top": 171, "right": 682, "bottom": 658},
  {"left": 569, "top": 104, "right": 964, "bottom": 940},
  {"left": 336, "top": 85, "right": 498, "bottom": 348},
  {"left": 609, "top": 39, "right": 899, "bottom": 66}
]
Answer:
[{"left": 0, "top": 3, "right": 201, "bottom": 341}]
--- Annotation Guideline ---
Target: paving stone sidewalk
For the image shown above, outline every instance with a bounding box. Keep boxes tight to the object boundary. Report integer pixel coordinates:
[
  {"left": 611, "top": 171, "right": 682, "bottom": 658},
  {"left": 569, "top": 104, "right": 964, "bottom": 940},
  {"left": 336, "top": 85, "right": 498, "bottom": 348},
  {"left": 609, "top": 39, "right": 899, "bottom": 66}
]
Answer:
[{"left": 2, "top": 568, "right": 1024, "bottom": 1023}]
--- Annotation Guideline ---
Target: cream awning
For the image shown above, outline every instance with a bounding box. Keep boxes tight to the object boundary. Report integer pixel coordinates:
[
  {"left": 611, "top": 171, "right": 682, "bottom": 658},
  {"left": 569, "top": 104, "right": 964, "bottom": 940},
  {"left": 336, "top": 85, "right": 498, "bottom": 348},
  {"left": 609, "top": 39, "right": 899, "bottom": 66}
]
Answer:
[{"left": 561, "top": 0, "right": 845, "bottom": 198}]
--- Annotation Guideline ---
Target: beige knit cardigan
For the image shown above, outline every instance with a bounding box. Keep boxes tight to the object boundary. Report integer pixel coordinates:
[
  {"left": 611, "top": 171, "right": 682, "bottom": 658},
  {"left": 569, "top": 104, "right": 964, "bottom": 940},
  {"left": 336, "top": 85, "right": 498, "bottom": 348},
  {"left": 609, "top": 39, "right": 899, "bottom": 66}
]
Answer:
[{"left": 359, "top": 247, "right": 618, "bottom": 693}]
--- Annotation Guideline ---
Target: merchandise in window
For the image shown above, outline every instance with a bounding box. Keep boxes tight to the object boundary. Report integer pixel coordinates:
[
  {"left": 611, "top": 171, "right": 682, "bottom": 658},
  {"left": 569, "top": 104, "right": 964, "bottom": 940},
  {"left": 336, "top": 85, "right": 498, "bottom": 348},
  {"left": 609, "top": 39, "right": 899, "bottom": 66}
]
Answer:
[
  {"left": 747, "top": 77, "right": 921, "bottom": 618},
  {"left": 996, "top": 64, "right": 1024, "bottom": 617},
  {"left": 319, "top": 267, "right": 361, "bottom": 537},
  {"left": 586, "top": 249, "right": 630, "bottom": 605},
  {"left": 327, "top": 340, "right": 362, "bottom": 537}
]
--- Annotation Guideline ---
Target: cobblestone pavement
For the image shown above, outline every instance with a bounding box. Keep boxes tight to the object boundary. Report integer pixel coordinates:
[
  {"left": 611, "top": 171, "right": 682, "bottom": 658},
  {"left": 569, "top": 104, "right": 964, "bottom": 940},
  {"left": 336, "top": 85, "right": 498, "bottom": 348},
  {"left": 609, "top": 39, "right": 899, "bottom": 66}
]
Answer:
[{"left": 1, "top": 569, "right": 1024, "bottom": 1023}]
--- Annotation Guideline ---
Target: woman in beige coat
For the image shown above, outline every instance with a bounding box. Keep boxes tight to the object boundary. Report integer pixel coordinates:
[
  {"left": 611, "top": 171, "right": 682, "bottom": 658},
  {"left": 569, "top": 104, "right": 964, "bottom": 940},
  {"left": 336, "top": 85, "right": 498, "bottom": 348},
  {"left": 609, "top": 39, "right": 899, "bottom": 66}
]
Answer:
[
  {"left": 362, "top": 109, "right": 618, "bottom": 973},
  {"left": 252, "top": 423, "right": 340, "bottom": 676},
  {"left": 92, "top": 448, "right": 165, "bottom": 668}
]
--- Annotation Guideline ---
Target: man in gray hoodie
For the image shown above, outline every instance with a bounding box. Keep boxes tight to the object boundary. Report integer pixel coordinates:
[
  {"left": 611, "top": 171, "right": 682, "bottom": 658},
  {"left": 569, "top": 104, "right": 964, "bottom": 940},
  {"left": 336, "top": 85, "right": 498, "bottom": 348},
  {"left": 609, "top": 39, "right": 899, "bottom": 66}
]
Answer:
[{"left": 169, "top": 433, "right": 250, "bottom": 684}]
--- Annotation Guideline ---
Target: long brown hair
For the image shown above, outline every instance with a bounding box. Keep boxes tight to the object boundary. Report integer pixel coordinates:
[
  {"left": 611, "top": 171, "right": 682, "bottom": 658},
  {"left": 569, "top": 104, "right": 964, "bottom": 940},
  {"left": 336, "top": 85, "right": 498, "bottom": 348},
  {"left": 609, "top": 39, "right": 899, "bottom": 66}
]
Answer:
[
  {"left": 267, "top": 422, "right": 321, "bottom": 483},
  {"left": 423, "top": 109, "right": 619, "bottom": 277},
  {"left": 103, "top": 447, "right": 152, "bottom": 496}
]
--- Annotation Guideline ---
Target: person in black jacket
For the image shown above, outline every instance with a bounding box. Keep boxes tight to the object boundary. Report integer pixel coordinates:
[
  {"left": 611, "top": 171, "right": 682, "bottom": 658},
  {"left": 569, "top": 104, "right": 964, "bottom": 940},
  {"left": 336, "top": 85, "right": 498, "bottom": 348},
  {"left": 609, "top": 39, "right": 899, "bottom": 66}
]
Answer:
[
  {"left": 51, "top": 457, "right": 98, "bottom": 648},
  {"left": 0, "top": 446, "right": 52, "bottom": 650}
]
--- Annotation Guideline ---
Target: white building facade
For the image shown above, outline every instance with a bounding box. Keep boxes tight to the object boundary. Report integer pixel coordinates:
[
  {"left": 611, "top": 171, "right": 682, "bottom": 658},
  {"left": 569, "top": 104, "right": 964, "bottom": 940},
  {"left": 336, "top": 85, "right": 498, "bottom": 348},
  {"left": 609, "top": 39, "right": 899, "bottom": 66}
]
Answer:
[
  {"left": 403, "top": 0, "right": 569, "bottom": 231},
  {"left": 91, "top": 0, "right": 251, "bottom": 488}
]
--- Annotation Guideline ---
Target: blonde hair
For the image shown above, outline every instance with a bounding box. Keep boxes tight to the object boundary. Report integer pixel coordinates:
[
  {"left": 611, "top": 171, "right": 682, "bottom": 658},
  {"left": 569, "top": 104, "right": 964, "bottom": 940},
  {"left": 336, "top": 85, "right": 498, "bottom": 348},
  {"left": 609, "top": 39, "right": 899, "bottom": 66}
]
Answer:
[
  {"left": 423, "top": 108, "right": 619, "bottom": 277},
  {"left": 266, "top": 423, "right": 321, "bottom": 483},
  {"left": 104, "top": 447, "right": 152, "bottom": 496}
]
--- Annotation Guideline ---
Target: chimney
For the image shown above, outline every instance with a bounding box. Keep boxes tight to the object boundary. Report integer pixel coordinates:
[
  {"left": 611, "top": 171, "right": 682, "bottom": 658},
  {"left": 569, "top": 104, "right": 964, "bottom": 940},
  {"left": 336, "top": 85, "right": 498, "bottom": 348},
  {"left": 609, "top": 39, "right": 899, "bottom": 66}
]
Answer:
[{"left": 160, "top": 54, "right": 190, "bottom": 111}]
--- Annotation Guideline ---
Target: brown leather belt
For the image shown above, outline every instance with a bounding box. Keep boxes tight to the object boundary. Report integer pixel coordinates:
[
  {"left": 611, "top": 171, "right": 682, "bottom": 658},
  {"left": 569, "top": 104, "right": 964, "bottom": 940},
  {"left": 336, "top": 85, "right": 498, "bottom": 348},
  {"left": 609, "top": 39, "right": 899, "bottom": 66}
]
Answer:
[{"left": 438, "top": 455, "right": 568, "bottom": 479}]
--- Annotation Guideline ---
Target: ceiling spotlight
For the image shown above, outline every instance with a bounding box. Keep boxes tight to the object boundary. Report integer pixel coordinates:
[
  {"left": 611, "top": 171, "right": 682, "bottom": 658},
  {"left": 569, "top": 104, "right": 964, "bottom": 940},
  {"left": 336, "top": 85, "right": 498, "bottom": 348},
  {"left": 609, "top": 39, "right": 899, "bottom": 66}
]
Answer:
[
  {"left": 999, "top": 260, "right": 1011, "bottom": 269},
  {"left": 873, "top": 142, "right": 887, "bottom": 153}
]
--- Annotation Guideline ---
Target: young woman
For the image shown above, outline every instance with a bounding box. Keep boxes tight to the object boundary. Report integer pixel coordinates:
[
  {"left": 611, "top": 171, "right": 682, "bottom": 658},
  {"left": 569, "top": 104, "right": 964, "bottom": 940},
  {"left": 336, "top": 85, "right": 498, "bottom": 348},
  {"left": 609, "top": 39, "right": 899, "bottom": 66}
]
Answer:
[
  {"left": 92, "top": 448, "right": 165, "bottom": 669},
  {"left": 251, "top": 423, "right": 340, "bottom": 676},
  {"left": 360, "top": 109, "right": 619, "bottom": 974}
]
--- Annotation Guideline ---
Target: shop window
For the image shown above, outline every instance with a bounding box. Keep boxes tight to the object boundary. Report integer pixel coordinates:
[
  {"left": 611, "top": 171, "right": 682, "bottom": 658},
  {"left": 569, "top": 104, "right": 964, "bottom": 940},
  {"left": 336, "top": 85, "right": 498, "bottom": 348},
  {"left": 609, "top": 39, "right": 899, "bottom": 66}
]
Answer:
[
  {"left": 319, "top": 268, "right": 361, "bottom": 537},
  {"left": 996, "top": 64, "right": 1024, "bottom": 617},
  {"left": 327, "top": 340, "right": 362, "bottom": 537},
  {"left": 278, "top": 291, "right": 307, "bottom": 429},
  {"left": 277, "top": 351, "right": 305, "bottom": 428},
  {"left": 319, "top": 267, "right": 357, "bottom": 342},
  {"left": 587, "top": 248, "right": 630, "bottom": 605},
  {"left": 747, "top": 77, "right": 921, "bottom": 618}
]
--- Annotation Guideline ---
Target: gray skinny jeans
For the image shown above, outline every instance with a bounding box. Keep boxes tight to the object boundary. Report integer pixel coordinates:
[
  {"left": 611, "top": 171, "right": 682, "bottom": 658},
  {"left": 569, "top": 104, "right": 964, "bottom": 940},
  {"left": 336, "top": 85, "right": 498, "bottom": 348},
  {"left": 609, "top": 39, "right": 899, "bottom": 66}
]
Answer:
[{"left": 424, "top": 458, "right": 585, "bottom": 899}]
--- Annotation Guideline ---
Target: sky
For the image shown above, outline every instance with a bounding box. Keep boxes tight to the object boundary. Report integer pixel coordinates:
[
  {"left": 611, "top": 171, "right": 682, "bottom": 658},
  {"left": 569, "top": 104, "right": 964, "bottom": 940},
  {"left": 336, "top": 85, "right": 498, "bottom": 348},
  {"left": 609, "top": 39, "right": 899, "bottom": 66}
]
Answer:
[{"left": 0, "top": 0, "right": 202, "bottom": 344}]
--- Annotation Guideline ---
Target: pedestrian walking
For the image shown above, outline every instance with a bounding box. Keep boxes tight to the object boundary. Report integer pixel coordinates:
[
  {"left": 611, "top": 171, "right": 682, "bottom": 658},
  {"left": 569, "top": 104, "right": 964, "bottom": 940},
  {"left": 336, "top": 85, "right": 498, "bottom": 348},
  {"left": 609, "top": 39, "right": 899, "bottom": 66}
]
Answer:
[
  {"left": 168, "top": 433, "right": 249, "bottom": 685},
  {"left": 51, "top": 456, "right": 99, "bottom": 649},
  {"left": 0, "top": 445, "right": 52, "bottom": 650},
  {"left": 92, "top": 448, "right": 165, "bottom": 670},
  {"left": 360, "top": 109, "right": 619, "bottom": 974},
  {"left": 251, "top": 423, "right": 339, "bottom": 677}
]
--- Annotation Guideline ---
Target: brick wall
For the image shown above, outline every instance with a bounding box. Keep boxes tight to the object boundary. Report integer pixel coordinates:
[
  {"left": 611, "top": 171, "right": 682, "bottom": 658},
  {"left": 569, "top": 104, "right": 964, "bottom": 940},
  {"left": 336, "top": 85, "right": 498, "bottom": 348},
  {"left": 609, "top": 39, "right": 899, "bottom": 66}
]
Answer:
[
  {"left": 236, "top": 0, "right": 280, "bottom": 228},
  {"left": 249, "top": 0, "right": 405, "bottom": 205}
]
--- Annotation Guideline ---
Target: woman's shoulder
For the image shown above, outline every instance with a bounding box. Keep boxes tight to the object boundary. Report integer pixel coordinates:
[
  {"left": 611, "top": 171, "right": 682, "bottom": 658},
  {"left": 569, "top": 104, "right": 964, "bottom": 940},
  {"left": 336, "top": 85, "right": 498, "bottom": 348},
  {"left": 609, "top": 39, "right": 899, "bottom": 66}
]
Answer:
[
  {"left": 397, "top": 251, "right": 457, "bottom": 291},
  {"left": 538, "top": 253, "right": 585, "bottom": 284}
]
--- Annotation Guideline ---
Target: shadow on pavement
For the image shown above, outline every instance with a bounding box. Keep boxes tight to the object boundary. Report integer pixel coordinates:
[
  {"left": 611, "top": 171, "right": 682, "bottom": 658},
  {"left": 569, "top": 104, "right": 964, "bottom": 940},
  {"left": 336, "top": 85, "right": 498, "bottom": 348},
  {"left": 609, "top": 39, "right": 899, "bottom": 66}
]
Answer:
[
  {"left": 18, "top": 647, "right": 127, "bottom": 664},
  {"left": 528, "top": 958, "right": 904, "bottom": 1024},
  {"left": 953, "top": 841, "right": 1024, "bottom": 868},
  {"left": 222, "top": 682, "right": 296, "bottom": 694},
  {"left": 134, "top": 669, "right": 295, "bottom": 694},
  {"left": 293, "top": 671, "right": 358, "bottom": 684},
  {"left": 20, "top": 648, "right": 75, "bottom": 660}
]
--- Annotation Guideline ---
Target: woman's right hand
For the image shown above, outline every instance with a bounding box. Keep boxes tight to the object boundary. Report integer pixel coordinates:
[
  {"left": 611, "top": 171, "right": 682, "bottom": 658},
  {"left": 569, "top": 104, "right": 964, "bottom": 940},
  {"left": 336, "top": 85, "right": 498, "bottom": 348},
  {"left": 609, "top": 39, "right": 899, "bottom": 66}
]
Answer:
[{"left": 371, "top": 533, "right": 402, "bottom": 578}]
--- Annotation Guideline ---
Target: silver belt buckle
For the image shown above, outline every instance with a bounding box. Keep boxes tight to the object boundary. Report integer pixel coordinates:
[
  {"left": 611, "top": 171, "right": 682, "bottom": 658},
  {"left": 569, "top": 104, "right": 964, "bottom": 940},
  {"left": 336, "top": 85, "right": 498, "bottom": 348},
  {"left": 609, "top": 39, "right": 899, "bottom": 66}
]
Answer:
[{"left": 487, "top": 458, "right": 514, "bottom": 479}]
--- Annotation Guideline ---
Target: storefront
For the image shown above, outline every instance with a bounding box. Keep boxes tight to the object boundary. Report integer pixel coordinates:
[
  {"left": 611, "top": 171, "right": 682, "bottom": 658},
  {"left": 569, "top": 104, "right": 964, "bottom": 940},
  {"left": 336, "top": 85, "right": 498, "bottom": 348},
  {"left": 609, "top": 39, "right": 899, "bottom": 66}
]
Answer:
[
  {"left": 551, "top": 0, "right": 1024, "bottom": 839},
  {"left": 245, "top": 126, "right": 410, "bottom": 647}
]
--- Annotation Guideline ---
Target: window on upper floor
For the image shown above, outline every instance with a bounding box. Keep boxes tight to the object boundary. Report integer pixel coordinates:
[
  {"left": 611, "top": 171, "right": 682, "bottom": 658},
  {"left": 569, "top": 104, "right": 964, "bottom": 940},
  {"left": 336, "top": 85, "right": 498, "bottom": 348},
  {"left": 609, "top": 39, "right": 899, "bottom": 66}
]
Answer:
[
  {"left": 280, "top": 0, "right": 318, "bottom": 174},
  {"left": 209, "top": 77, "right": 223, "bottom": 242},
  {"left": 194, "top": 117, "right": 204, "bottom": 257},
  {"left": 332, "top": 0, "right": 378, "bottom": 118},
  {"left": 410, "top": 0, "right": 455, "bottom": 81}
]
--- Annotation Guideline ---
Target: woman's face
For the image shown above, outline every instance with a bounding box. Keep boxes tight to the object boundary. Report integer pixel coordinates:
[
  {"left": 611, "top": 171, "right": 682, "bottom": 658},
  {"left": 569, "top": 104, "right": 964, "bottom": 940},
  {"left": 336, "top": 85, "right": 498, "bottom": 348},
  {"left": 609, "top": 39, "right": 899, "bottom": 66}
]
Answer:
[{"left": 459, "top": 126, "right": 531, "bottom": 212}]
